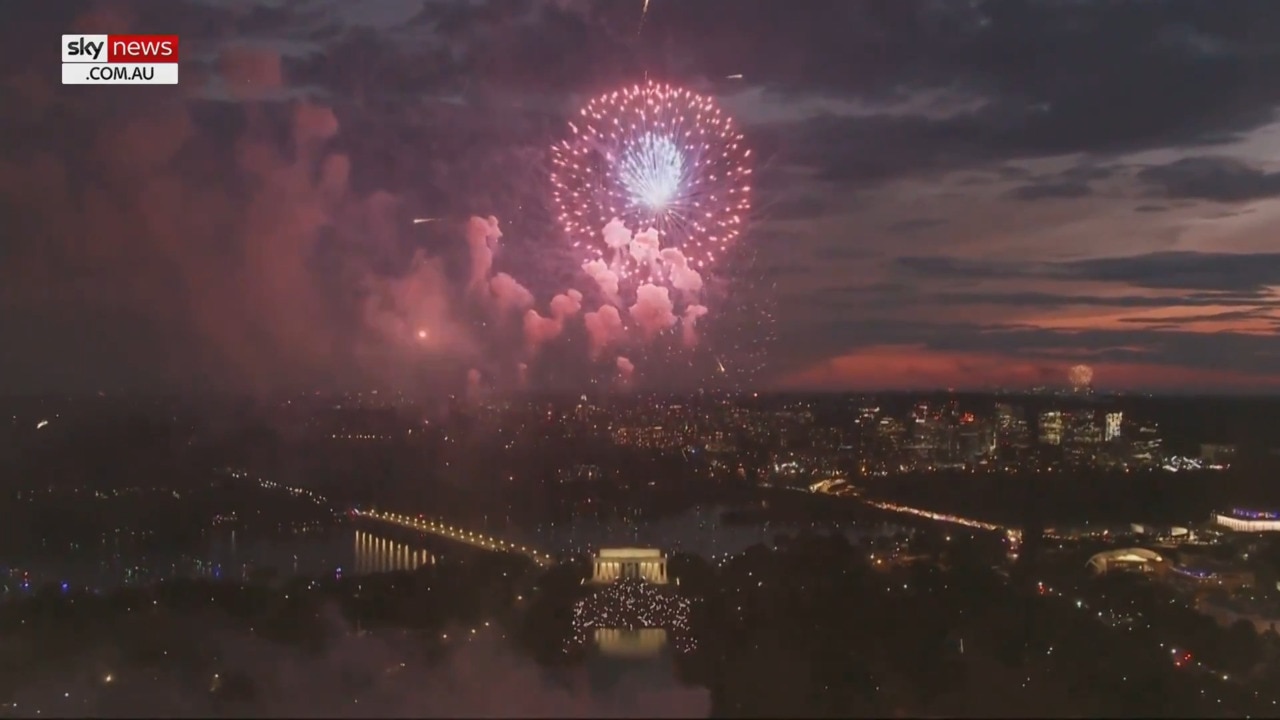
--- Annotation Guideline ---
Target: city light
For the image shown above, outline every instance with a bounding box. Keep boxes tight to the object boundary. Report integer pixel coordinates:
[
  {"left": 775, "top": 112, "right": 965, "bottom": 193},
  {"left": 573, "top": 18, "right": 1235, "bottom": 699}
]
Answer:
[{"left": 567, "top": 578, "right": 696, "bottom": 654}]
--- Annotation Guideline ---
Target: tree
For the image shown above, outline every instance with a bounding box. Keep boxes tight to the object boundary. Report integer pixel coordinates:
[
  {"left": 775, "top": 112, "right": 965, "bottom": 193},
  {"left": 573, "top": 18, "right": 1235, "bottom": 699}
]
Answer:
[{"left": 1221, "top": 618, "right": 1261, "bottom": 676}]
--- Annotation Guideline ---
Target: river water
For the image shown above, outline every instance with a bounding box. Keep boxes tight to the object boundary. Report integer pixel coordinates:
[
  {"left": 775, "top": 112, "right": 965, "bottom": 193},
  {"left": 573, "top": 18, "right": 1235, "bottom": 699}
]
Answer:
[
  {"left": 0, "top": 527, "right": 433, "bottom": 594},
  {"left": 2, "top": 502, "right": 909, "bottom": 595},
  {"left": 495, "top": 502, "right": 911, "bottom": 558}
]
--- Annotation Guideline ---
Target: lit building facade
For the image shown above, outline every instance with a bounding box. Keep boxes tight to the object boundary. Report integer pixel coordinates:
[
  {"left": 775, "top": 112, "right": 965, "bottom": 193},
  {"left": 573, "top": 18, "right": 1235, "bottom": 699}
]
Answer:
[
  {"left": 1038, "top": 411, "right": 1063, "bottom": 446},
  {"left": 591, "top": 547, "right": 668, "bottom": 584},
  {"left": 1213, "top": 509, "right": 1280, "bottom": 532},
  {"left": 1105, "top": 412, "right": 1123, "bottom": 441}
]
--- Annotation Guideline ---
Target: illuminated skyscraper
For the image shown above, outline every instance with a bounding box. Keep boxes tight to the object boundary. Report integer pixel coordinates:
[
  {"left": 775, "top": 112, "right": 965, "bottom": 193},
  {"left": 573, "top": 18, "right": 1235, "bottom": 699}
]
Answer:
[
  {"left": 1105, "top": 411, "right": 1123, "bottom": 441},
  {"left": 1038, "top": 411, "right": 1063, "bottom": 446}
]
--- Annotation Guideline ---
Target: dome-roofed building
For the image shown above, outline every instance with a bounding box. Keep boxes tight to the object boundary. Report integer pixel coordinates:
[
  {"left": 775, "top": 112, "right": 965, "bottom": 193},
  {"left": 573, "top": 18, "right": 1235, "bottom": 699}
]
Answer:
[{"left": 1086, "top": 547, "right": 1166, "bottom": 575}]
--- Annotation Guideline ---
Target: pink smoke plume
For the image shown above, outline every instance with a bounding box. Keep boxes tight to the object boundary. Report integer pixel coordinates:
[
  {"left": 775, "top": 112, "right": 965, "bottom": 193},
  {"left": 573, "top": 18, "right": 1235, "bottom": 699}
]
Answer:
[
  {"left": 583, "top": 305, "right": 625, "bottom": 359},
  {"left": 681, "top": 304, "right": 709, "bottom": 347},
  {"left": 523, "top": 309, "right": 562, "bottom": 351},
  {"left": 582, "top": 259, "right": 620, "bottom": 302},
  {"left": 616, "top": 356, "right": 635, "bottom": 386},
  {"left": 659, "top": 247, "right": 704, "bottom": 295},
  {"left": 362, "top": 250, "right": 455, "bottom": 348},
  {"left": 550, "top": 288, "right": 584, "bottom": 318},
  {"left": 629, "top": 227, "right": 662, "bottom": 266},
  {"left": 602, "top": 218, "right": 632, "bottom": 251},
  {"left": 523, "top": 289, "right": 585, "bottom": 355},
  {"left": 487, "top": 272, "right": 535, "bottom": 314},
  {"left": 466, "top": 215, "right": 501, "bottom": 291},
  {"left": 628, "top": 283, "right": 677, "bottom": 341}
]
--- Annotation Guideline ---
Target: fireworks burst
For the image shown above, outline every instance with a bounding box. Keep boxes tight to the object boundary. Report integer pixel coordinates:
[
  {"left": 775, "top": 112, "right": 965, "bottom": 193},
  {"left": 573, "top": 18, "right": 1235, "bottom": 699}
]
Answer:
[
  {"left": 551, "top": 81, "right": 752, "bottom": 284},
  {"left": 1069, "top": 363, "right": 1094, "bottom": 389}
]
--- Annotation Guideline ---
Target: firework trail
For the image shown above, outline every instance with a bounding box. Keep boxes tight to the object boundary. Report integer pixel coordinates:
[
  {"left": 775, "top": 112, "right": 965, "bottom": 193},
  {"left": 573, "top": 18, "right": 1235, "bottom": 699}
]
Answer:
[{"left": 551, "top": 81, "right": 752, "bottom": 287}]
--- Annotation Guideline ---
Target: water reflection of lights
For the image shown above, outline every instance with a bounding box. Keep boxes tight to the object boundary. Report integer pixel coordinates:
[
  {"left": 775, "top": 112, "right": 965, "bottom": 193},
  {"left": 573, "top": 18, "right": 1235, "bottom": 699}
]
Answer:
[
  {"left": 354, "top": 510, "right": 554, "bottom": 566},
  {"left": 566, "top": 578, "right": 696, "bottom": 654},
  {"left": 353, "top": 531, "right": 434, "bottom": 575}
]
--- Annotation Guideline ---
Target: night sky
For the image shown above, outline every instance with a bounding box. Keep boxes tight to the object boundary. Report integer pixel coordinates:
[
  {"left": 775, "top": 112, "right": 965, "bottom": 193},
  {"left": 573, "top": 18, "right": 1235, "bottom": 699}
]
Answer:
[{"left": 4, "top": 0, "right": 1280, "bottom": 394}]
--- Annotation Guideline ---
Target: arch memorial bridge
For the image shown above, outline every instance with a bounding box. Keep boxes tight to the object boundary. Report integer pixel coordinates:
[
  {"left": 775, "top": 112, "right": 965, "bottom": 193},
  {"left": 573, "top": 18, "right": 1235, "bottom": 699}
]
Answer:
[{"left": 353, "top": 509, "right": 555, "bottom": 568}]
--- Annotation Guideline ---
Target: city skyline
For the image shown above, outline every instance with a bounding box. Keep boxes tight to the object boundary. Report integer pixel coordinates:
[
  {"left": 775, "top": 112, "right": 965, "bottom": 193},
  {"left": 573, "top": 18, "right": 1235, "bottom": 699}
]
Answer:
[{"left": 4, "top": 1, "right": 1280, "bottom": 394}]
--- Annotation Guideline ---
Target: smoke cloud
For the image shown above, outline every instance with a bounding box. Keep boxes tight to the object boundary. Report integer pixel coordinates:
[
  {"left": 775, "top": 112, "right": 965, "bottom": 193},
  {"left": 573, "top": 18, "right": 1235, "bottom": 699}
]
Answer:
[
  {"left": 582, "top": 260, "right": 620, "bottom": 303},
  {"left": 0, "top": 26, "right": 534, "bottom": 395},
  {"left": 583, "top": 305, "right": 626, "bottom": 359},
  {"left": 523, "top": 289, "right": 585, "bottom": 356},
  {"left": 681, "top": 304, "right": 710, "bottom": 348},
  {"left": 629, "top": 284, "right": 678, "bottom": 341},
  {"left": 216, "top": 46, "right": 285, "bottom": 100},
  {"left": 0, "top": 93, "right": 370, "bottom": 392},
  {"left": 602, "top": 218, "right": 633, "bottom": 251},
  {"left": 467, "top": 216, "right": 502, "bottom": 291},
  {"left": 550, "top": 289, "right": 584, "bottom": 319},
  {"left": 488, "top": 272, "right": 536, "bottom": 315},
  {"left": 659, "top": 248, "right": 704, "bottom": 295},
  {"left": 362, "top": 251, "right": 456, "bottom": 349},
  {"left": 4, "top": 606, "right": 710, "bottom": 718},
  {"left": 629, "top": 227, "right": 662, "bottom": 266},
  {"left": 523, "top": 309, "right": 564, "bottom": 351},
  {"left": 616, "top": 356, "right": 636, "bottom": 385},
  {"left": 0, "top": 8, "right": 738, "bottom": 396}
]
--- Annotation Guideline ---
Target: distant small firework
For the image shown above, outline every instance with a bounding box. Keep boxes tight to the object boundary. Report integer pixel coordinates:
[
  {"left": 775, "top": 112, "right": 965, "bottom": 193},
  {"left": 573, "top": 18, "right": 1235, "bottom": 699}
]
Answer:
[
  {"left": 551, "top": 81, "right": 752, "bottom": 283},
  {"left": 1069, "top": 363, "right": 1094, "bottom": 389},
  {"left": 412, "top": 217, "right": 440, "bottom": 225}
]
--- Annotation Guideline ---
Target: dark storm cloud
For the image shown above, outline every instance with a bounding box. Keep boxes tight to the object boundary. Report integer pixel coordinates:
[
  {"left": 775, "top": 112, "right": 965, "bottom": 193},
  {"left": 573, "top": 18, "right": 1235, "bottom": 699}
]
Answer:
[
  {"left": 1004, "top": 181, "right": 1092, "bottom": 201},
  {"left": 220, "top": 0, "right": 1280, "bottom": 179},
  {"left": 1001, "top": 164, "right": 1121, "bottom": 201},
  {"left": 812, "top": 246, "right": 882, "bottom": 262},
  {"left": 895, "top": 256, "right": 1023, "bottom": 281},
  {"left": 1138, "top": 156, "right": 1280, "bottom": 202},
  {"left": 736, "top": 0, "right": 1280, "bottom": 191},
  {"left": 931, "top": 290, "right": 1280, "bottom": 310},
  {"left": 163, "top": 0, "right": 1280, "bottom": 217},
  {"left": 897, "top": 251, "right": 1280, "bottom": 293},
  {"left": 1118, "top": 308, "right": 1271, "bottom": 324},
  {"left": 760, "top": 262, "right": 810, "bottom": 280},
  {"left": 798, "top": 285, "right": 910, "bottom": 314},
  {"left": 765, "top": 193, "right": 835, "bottom": 221},
  {"left": 887, "top": 218, "right": 948, "bottom": 234},
  {"left": 1048, "top": 252, "right": 1280, "bottom": 292}
]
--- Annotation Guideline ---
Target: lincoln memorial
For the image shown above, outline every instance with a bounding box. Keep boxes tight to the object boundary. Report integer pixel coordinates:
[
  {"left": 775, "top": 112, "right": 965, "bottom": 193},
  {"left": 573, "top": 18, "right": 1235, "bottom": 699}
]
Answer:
[{"left": 591, "top": 547, "right": 668, "bottom": 584}]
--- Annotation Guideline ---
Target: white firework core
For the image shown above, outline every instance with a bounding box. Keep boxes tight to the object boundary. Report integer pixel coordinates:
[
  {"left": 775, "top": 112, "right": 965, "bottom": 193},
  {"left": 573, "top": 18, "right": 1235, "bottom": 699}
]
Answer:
[
  {"left": 551, "top": 81, "right": 752, "bottom": 281},
  {"left": 621, "top": 133, "right": 685, "bottom": 211}
]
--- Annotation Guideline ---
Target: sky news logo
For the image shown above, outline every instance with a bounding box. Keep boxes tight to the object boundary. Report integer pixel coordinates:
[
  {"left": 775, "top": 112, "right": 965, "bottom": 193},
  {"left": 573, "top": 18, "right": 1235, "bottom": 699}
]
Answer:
[{"left": 62, "top": 34, "right": 180, "bottom": 85}]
